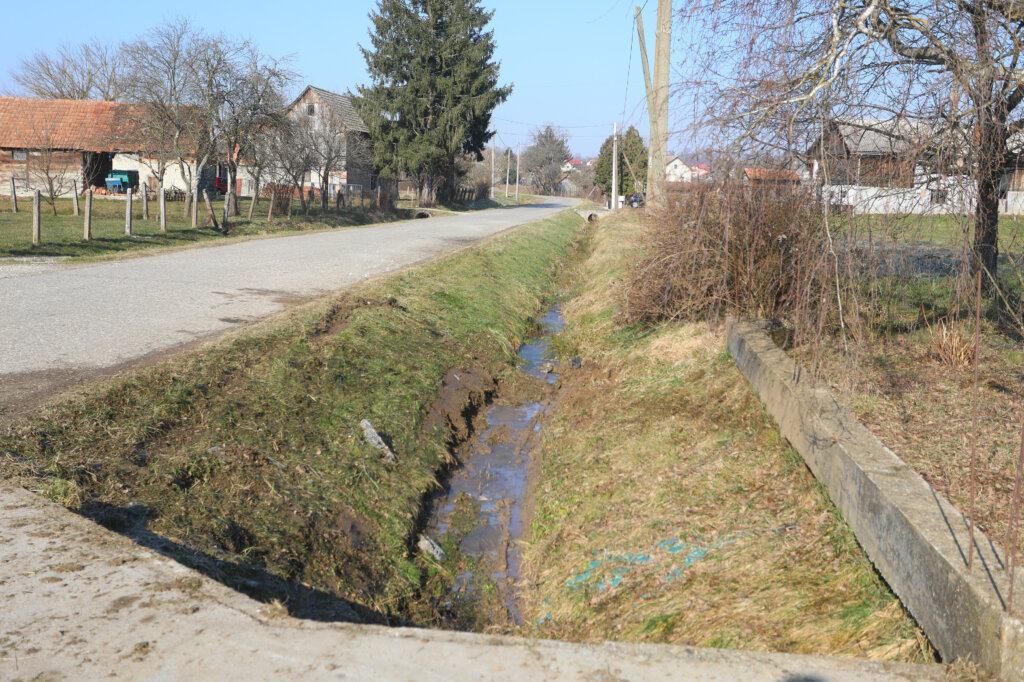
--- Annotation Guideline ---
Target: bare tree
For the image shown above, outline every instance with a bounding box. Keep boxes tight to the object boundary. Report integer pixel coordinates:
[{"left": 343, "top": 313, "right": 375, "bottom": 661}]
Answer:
[
  {"left": 272, "top": 119, "right": 315, "bottom": 216},
  {"left": 523, "top": 126, "right": 570, "bottom": 195},
  {"left": 220, "top": 47, "right": 294, "bottom": 219},
  {"left": 8, "top": 39, "right": 127, "bottom": 101},
  {"left": 27, "top": 117, "right": 76, "bottom": 215},
  {"left": 684, "top": 0, "right": 1024, "bottom": 280}
]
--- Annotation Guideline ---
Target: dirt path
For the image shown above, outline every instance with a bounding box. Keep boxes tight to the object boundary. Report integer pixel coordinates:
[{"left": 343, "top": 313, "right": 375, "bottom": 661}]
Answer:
[{"left": 0, "top": 199, "right": 577, "bottom": 419}]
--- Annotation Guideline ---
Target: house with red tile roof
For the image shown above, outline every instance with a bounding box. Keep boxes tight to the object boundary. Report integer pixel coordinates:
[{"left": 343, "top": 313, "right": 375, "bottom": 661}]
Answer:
[{"left": 0, "top": 96, "right": 226, "bottom": 199}]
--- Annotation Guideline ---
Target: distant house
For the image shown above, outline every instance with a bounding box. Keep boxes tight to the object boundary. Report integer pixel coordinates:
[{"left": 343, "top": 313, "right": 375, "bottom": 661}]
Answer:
[
  {"left": 560, "top": 158, "right": 583, "bottom": 173},
  {"left": 804, "top": 118, "right": 975, "bottom": 215},
  {"left": 692, "top": 163, "right": 711, "bottom": 180},
  {"left": 283, "top": 85, "right": 375, "bottom": 196},
  {"left": 665, "top": 155, "right": 691, "bottom": 182},
  {"left": 743, "top": 168, "right": 801, "bottom": 185}
]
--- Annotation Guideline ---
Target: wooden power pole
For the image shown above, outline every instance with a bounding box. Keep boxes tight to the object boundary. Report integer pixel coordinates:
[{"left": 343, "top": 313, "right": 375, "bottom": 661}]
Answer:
[{"left": 636, "top": 1, "right": 672, "bottom": 210}]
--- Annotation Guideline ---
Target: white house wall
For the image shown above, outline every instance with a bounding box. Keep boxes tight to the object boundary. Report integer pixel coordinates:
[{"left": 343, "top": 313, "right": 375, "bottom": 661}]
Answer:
[{"left": 824, "top": 173, "right": 976, "bottom": 216}]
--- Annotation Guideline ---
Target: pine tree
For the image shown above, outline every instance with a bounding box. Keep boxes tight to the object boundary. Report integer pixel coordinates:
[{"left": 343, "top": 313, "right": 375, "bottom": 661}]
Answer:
[
  {"left": 593, "top": 126, "right": 648, "bottom": 197},
  {"left": 357, "top": 0, "right": 512, "bottom": 205}
]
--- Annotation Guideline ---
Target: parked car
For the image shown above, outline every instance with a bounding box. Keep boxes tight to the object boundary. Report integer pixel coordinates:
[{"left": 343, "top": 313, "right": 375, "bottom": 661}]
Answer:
[{"left": 627, "top": 192, "right": 645, "bottom": 208}]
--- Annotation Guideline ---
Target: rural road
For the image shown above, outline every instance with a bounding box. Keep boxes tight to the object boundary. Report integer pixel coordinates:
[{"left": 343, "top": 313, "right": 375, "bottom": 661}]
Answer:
[{"left": 0, "top": 197, "right": 578, "bottom": 415}]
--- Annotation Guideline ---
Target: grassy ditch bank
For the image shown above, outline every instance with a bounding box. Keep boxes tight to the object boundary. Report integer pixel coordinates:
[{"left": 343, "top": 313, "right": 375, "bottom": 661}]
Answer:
[
  {"left": 515, "top": 212, "right": 935, "bottom": 665},
  {"left": 0, "top": 209, "right": 584, "bottom": 625}
]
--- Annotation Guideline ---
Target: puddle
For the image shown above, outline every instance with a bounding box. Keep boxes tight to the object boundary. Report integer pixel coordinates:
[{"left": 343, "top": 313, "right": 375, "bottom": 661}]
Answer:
[{"left": 428, "top": 306, "right": 564, "bottom": 625}]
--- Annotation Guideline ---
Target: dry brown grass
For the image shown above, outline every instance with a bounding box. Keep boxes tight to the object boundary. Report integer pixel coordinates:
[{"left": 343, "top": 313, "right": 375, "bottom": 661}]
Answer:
[
  {"left": 924, "top": 314, "right": 977, "bottom": 369},
  {"left": 515, "top": 212, "right": 934, "bottom": 665}
]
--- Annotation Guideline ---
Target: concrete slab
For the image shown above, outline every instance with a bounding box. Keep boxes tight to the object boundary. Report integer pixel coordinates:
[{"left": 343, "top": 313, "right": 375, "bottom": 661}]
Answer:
[
  {"left": 728, "top": 319, "right": 1024, "bottom": 680},
  {"left": 0, "top": 484, "right": 943, "bottom": 681}
]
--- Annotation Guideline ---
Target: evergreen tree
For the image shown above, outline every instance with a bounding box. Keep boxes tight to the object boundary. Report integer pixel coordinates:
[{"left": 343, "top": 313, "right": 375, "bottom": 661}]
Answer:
[
  {"left": 593, "top": 126, "right": 648, "bottom": 197},
  {"left": 357, "top": 0, "right": 512, "bottom": 205}
]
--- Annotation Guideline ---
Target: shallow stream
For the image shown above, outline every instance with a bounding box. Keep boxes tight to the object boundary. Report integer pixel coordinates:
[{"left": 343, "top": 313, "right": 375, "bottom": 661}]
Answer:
[{"left": 427, "top": 306, "right": 564, "bottom": 625}]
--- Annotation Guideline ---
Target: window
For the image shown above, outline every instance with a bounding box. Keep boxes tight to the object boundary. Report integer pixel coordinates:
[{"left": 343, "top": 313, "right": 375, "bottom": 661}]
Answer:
[
  {"left": 307, "top": 104, "right": 315, "bottom": 116},
  {"left": 12, "top": 150, "right": 26, "bottom": 161},
  {"left": 931, "top": 189, "right": 949, "bottom": 205}
]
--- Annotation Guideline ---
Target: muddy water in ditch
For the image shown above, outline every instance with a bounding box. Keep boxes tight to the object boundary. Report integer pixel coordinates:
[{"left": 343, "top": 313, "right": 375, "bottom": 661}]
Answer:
[{"left": 428, "top": 306, "right": 564, "bottom": 625}]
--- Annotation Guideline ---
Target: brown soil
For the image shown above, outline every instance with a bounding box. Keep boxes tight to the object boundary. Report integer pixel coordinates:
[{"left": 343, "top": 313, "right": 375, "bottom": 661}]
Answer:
[{"left": 421, "top": 367, "right": 497, "bottom": 449}]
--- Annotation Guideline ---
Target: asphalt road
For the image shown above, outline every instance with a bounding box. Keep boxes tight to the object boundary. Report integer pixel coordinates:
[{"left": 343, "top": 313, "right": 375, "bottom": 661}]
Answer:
[{"left": 0, "top": 198, "right": 578, "bottom": 411}]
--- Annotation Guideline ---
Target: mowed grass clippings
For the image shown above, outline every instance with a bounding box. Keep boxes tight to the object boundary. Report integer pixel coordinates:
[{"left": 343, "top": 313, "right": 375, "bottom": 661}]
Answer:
[
  {"left": 0, "top": 195, "right": 413, "bottom": 260},
  {"left": 0, "top": 210, "right": 584, "bottom": 625},
  {"left": 516, "top": 212, "right": 934, "bottom": 664}
]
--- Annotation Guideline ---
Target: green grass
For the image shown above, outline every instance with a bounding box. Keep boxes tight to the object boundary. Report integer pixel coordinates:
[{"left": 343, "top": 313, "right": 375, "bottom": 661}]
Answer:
[
  {"left": 0, "top": 208, "right": 585, "bottom": 625},
  {"left": 850, "top": 213, "right": 1024, "bottom": 250},
  {"left": 0, "top": 196, "right": 414, "bottom": 260}
]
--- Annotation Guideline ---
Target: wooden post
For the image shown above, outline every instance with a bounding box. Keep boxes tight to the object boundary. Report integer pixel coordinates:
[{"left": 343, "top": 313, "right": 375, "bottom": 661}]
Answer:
[
  {"left": 247, "top": 183, "right": 259, "bottom": 221},
  {"left": 202, "top": 189, "right": 219, "bottom": 229},
  {"left": 142, "top": 186, "right": 149, "bottom": 220},
  {"left": 159, "top": 187, "right": 167, "bottom": 233},
  {"left": 267, "top": 189, "right": 275, "bottom": 220},
  {"left": 32, "top": 190, "right": 41, "bottom": 246},
  {"left": 10, "top": 178, "right": 17, "bottom": 213},
  {"left": 84, "top": 189, "right": 93, "bottom": 240},
  {"left": 72, "top": 180, "right": 80, "bottom": 216},
  {"left": 125, "top": 188, "right": 133, "bottom": 235}
]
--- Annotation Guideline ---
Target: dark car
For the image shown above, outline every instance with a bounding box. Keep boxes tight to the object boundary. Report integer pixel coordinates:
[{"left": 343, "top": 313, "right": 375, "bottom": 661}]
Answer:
[{"left": 627, "top": 192, "right": 645, "bottom": 208}]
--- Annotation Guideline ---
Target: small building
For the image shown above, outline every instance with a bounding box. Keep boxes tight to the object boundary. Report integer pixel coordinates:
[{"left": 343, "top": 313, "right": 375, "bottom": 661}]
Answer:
[
  {"left": 560, "top": 158, "right": 583, "bottom": 173},
  {"left": 283, "top": 85, "right": 374, "bottom": 197},
  {"left": 0, "top": 96, "right": 219, "bottom": 198},
  {"left": 743, "top": 168, "right": 802, "bottom": 185},
  {"left": 665, "top": 155, "right": 692, "bottom": 183},
  {"left": 803, "top": 118, "right": 975, "bottom": 215}
]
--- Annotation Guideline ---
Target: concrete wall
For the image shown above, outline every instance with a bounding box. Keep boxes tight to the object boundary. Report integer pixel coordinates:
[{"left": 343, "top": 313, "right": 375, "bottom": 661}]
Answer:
[
  {"left": 727, "top": 319, "right": 1024, "bottom": 680},
  {"left": 824, "top": 173, "right": 976, "bottom": 215}
]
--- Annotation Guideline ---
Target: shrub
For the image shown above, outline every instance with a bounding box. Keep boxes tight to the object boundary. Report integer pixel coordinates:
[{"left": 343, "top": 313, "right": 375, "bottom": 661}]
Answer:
[{"left": 625, "top": 185, "right": 845, "bottom": 342}]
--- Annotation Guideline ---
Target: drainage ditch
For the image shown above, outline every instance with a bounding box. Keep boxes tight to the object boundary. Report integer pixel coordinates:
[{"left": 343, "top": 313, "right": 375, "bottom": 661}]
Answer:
[{"left": 425, "top": 305, "right": 565, "bottom": 626}]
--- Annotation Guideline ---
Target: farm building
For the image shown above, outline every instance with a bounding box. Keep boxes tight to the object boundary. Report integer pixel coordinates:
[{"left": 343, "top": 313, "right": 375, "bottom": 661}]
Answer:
[
  {"left": 283, "top": 86, "right": 375, "bottom": 198},
  {"left": 804, "top": 118, "right": 976, "bottom": 215},
  {"left": 743, "top": 167, "right": 802, "bottom": 185},
  {"left": 0, "top": 96, "right": 217, "bottom": 198}
]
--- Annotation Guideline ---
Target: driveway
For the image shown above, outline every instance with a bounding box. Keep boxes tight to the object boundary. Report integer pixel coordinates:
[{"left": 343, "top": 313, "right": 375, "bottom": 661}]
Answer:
[{"left": 0, "top": 198, "right": 579, "bottom": 415}]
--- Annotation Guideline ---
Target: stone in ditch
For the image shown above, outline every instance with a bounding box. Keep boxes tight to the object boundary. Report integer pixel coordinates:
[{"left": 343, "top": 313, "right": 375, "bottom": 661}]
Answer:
[
  {"left": 360, "top": 419, "right": 397, "bottom": 463},
  {"left": 418, "top": 534, "right": 446, "bottom": 562}
]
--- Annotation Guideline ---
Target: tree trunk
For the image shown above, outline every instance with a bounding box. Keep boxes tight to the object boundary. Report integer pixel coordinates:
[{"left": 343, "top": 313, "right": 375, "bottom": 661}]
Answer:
[
  {"left": 248, "top": 181, "right": 260, "bottom": 221},
  {"left": 320, "top": 170, "right": 329, "bottom": 213},
  {"left": 974, "top": 102, "right": 1008, "bottom": 283},
  {"left": 975, "top": 171, "right": 1000, "bottom": 279}
]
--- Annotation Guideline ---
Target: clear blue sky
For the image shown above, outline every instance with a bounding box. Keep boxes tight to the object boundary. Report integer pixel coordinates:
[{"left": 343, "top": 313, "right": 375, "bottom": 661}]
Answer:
[{"left": 1, "top": 1, "right": 683, "bottom": 158}]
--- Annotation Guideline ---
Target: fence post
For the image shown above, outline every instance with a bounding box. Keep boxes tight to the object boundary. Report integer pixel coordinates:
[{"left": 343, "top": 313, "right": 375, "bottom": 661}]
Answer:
[
  {"left": 159, "top": 187, "right": 167, "bottom": 233},
  {"left": 32, "top": 190, "right": 40, "bottom": 246},
  {"left": 202, "top": 189, "right": 219, "bottom": 229},
  {"left": 125, "top": 188, "right": 133, "bottom": 236},
  {"left": 10, "top": 178, "right": 17, "bottom": 213},
  {"left": 72, "top": 180, "right": 80, "bottom": 216},
  {"left": 142, "top": 186, "right": 149, "bottom": 220},
  {"left": 84, "top": 189, "right": 92, "bottom": 240}
]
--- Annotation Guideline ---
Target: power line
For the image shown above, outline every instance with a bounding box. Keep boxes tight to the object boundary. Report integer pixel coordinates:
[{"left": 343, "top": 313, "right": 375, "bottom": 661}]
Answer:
[{"left": 493, "top": 117, "right": 609, "bottom": 130}]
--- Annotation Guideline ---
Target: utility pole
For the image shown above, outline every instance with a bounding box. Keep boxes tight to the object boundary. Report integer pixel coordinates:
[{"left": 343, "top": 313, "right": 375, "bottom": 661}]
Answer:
[
  {"left": 611, "top": 121, "right": 619, "bottom": 211},
  {"left": 636, "top": 1, "right": 672, "bottom": 210},
  {"left": 491, "top": 133, "right": 496, "bottom": 200},
  {"left": 505, "top": 147, "right": 512, "bottom": 198},
  {"left": 515, "top": 141, "right": 521, "bottom": 202}
]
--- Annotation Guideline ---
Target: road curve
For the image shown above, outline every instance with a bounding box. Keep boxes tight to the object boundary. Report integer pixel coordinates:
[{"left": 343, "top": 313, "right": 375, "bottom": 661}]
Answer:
[{"left": 0, "top": 198, "right": 579, "bottom": 409}]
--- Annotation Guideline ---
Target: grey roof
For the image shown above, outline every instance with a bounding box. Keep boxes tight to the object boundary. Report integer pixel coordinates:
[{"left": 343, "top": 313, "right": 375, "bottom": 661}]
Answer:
[
  {"left": 290, "top": 85, "right": 368, "bottom": 134},
  {"left": 833, "top": 118, "right": 931, "bottom": 156}
]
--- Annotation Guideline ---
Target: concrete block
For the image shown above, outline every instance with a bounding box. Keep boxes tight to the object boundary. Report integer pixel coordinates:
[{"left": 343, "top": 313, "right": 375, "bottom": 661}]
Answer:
[{"left": 727, "top": 318, "right": 1024, "bottom": 680}]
